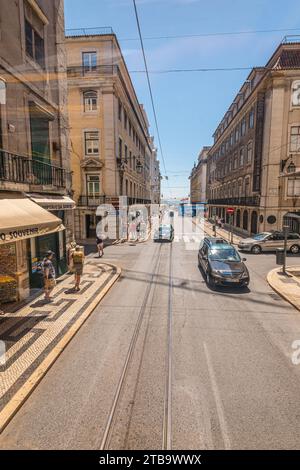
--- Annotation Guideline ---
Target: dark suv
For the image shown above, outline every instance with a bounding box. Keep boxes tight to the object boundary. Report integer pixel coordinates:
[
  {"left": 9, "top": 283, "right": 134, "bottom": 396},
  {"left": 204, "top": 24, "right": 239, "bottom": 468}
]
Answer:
[{"left": 198, "top": 237, "right": 250, "bottom": 288}]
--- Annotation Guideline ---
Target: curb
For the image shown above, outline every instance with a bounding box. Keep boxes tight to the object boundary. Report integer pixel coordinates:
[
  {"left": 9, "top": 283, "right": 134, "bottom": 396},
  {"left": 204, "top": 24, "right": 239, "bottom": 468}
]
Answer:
[
  {"left": 267, "top": 267, "right": 300, "bottom": 312},
  {"left": 0, "top": 263, "right": 121, "bottom": 434}
]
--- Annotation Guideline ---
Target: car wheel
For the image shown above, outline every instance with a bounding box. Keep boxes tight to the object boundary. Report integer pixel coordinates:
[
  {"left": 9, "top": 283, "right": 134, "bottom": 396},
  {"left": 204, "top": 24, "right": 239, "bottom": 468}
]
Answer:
[
  {"left": 251, "top": 245, "right": 261, "bottom": 254},
  {"left": 206, "top": 272, "right": 215, "bottom": 289},
  {"left": 290, "top": 244, "right": 300, "bottom": 254}
]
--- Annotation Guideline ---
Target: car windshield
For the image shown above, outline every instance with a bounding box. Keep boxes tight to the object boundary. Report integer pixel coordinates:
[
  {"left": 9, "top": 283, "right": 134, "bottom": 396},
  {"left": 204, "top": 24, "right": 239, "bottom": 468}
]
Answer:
[
  {"left": 209, "top": 248, "right": 241, "bottom": 262},
  {"left": 252, "top": 233, "right": 270, "bottom": 241}
]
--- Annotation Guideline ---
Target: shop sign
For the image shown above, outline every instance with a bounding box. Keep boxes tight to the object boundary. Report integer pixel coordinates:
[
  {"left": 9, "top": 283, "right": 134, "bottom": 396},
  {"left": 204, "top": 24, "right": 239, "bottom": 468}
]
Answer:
[{"left": 0, "top": 227, "right": 39, "bottom": 243}]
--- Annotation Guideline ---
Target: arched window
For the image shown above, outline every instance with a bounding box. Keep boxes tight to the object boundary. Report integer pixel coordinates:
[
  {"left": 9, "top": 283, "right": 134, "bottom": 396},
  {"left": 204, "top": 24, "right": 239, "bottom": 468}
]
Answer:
[
  {"left": 83, "top": 91, "right": 98, "bottom": 112},
  {"left": 236, "top": 209, "right": 241, "bottom": 227},
  {"left": 247, "top": 141, "right": 253, "bottom": 164},
  {"left": 0, "top": 78, "right": 6, "bottom": 105},
  {"left": 243, "top": 210, "right": 248, "bottom": 231}
]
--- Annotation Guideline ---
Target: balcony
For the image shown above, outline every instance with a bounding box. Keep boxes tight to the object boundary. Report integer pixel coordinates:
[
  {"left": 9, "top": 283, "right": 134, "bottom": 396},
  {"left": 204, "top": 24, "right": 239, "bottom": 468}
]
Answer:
[
  {"left": 0, "top": 149, "right": 67, "bottom": 190},
  {"left": 78, "top": 195, "right": 152, "bottom": 208},
  {"left": 208, "top": 196, "right": 260, "bottom": 207},
  {"left": 78, "top": 195, "right": 107, "bottom": 207},
  {"left": 67, "top": 65, "right": 118, "bottom": 78}
]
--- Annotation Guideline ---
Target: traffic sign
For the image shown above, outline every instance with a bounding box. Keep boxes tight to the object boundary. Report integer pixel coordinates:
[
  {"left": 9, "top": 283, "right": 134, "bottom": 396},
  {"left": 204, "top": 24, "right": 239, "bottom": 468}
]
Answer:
[{"left": 227, "top": 207, "right": 234, "bottom": 214}]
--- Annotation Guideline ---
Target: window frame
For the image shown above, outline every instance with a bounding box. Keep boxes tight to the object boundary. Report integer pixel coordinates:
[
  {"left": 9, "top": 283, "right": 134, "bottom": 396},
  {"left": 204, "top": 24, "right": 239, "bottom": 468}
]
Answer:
[
  {"left": 290, "top": 125, "right": 300, "bottom": 153},
  {"left": 82, "top": 51, "right": 97, "bottom": 74},
  {"left": 83, "top": 90, "right": 98, "bottom": 113},
  {"left": 86, "top": 174, "right": 101, "bottom": 197},
  {"left": 84, "top": 130, "right": 100, "bottom": 156},
  {"left": 25, "top": 18, "right": 45, "bottom": 69}
]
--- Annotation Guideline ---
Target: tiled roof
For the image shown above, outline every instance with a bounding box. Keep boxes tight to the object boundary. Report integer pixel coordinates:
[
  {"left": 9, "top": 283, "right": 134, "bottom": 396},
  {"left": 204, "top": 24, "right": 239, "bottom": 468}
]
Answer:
[{"left": 274, "top": 48, "right": 300, "bottom": 69}]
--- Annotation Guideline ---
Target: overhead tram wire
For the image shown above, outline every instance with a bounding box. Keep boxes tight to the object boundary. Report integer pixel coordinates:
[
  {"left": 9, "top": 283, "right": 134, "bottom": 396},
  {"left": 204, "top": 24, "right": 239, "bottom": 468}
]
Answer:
[
  {"left": 119, "top": 26, "right": 300, "bottom": 42},
  {"left": 132, "top": 0, "right": 172, "bottom": 197}
]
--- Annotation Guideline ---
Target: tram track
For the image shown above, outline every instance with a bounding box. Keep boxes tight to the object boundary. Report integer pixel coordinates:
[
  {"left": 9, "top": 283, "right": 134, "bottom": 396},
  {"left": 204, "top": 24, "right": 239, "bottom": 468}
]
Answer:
[{"left": 99, "top": 241, "right": 174, "bottom": 450}]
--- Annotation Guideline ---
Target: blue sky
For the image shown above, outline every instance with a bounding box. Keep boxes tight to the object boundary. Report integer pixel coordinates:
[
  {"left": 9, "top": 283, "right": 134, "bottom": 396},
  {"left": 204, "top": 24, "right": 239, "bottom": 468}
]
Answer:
[{"left": 65, "top": 0, "right": 300, "bottom": 199}]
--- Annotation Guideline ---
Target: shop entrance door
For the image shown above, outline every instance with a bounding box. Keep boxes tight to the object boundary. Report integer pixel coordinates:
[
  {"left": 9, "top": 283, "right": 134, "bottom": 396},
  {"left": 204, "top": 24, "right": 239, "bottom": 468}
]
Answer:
[{"left": 86, "top": 214, "right": 102, "bottom": 239}]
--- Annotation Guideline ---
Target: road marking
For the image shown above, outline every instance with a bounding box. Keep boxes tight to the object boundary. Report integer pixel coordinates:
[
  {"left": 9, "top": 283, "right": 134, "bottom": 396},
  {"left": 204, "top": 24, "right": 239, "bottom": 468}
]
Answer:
[{"left": 203, "top": 342, "right": 231, "bottom": 450}]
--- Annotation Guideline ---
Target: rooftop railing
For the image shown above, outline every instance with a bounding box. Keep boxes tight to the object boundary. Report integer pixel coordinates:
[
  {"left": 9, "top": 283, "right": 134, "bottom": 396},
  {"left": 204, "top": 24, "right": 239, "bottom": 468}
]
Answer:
[{"left": 65, "top": 27, "right": 114, "bottom": 37}]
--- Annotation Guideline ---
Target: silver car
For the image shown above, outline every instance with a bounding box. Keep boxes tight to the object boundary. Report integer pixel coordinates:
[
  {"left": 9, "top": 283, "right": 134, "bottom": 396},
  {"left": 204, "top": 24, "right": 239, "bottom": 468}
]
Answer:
[{"left": 238, "top": 231, "right": 300, "bottom": 254}]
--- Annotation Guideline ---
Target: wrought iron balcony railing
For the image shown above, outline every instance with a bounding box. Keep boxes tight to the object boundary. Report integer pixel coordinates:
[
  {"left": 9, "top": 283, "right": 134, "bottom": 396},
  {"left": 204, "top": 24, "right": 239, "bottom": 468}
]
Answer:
[
  {"left": 78, "top": 195, "right": 152, "bottom": 208},
  {"left": 0, "top": 149, "right": 67, "bottom": 189},
  {"left": 208, "top": 196, "right": 260, "bottom": 207},
  {"left": 78, "top": 195, "right": 107, "bottom": 207}
]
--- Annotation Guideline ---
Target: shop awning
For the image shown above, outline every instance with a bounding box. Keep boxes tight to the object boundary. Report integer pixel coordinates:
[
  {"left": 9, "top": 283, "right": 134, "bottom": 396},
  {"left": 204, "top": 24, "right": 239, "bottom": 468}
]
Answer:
[
  {"left": 0, "top": 198, "right": 65, "bottom": 245},
  {"left": 27, "top": 194, "right": 76, "bottom": 211}
]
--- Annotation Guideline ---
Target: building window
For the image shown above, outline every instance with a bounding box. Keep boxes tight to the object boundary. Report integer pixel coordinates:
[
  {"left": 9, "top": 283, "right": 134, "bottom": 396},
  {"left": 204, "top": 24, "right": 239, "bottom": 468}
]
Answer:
[
  {"left": 245, "top": 178, "right": 250, "bottom": 196},
  {"left": 83, "top": 91, "right": 98, "bottom": 112},
  {"left": 247, "top": 141, "right": 253, "bottom": 164},
  {"left": 290, "top": 126, "right": 300, "bottom": 152},
  {"left": 287, "top": 178, "right": 300, "bottom": 196},
  {"left": 235, "top": 126, "right": 240, "bottom": 142},
  {"left": 84, "top": 131, "right": 99, "bottom": 156},
  {"left": 119, "top": 138, "right": 123, "bottom": 159},
  {"left": 25, "top": 19, "right": 45, "bottom": 68},
  {"left": 249, "top": 109, "right": 254, "bottom": 128},
  {"left": 124, "top": 144, "right": 128, "bottom": 162},
  {"left": 239, "top": 147, "right": 244, "bottom": 167},
  {"left": 241, "top": 118, "right": 246, "bottom": 136},
  {"left": 82, "top": 52, "right": 97, "bottom": 74},
  {"left": 87, "top": 175, "right": 100, "bottom": 196},
  {"left": 233, "top": 153, "right": 238, "bottom": 169},
  {"left": 124, "top": 110, "right": 128, "bottom": 130},
  {"left": 118, "top": 100, "right": 122, "bottom": 121},
  {"left": 0, "top": 78, "right": 6, "bottom": 105}
]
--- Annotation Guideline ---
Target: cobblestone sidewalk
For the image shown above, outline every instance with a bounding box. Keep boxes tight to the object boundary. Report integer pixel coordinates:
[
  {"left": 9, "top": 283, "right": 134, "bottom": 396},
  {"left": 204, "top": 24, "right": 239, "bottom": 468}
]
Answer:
[{"left": 0, "top": 259, "right": 120, "bottom": 432}]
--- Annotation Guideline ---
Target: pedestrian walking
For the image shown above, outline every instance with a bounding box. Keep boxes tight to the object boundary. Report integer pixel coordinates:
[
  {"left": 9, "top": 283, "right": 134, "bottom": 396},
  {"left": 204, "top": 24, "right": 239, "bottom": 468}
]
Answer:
[
  {"left": 42, "top": 251, "right": 56, "bottom": 302},
  {"left": 136, "top": 220, "right": 141, "bottom": 240},
  {"left": 71, "top": 246, "right": 85, "bottom": 292},
  {"left": 129, "top": 217, "right": 136, "bottom": 241},
  {"left": 96, "top": 236, "right": 104, "bottom": 258}
]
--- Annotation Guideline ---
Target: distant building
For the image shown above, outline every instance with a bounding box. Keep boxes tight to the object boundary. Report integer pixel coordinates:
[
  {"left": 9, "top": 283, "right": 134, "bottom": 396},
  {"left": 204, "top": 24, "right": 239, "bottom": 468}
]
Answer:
[
  {"left": 0, "top": 0, "right": 74, "bottom": 304},
  {"left": 149, "top": 138, "right": 161, "bottom": 205},
  {"left": 207, "top": 38, "right": 300, "bottom": 235},
  {"left": 190, "top": 147, "right": 210, "bottom": 205},
  {"left": 66, "top": 29, "right": 156, "bottom": 241}
]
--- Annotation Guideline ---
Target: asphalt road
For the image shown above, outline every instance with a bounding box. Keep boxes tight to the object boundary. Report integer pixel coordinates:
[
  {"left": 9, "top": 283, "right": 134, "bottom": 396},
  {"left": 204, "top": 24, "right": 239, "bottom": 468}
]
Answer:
[{"left": 1, "top": 215, "right": 300, "bottom": 450}]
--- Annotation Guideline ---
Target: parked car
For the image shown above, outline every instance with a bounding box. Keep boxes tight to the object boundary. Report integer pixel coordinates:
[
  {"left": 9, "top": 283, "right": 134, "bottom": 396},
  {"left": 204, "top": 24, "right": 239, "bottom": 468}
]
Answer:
[
  {"left": 154, "top": 224, "right": 174, "bottom": 242},
  {"left": 238, "top": 231, "right": 300, "bottom": 254},
  {"left": 198, "top": 238, "right": 250, "bottom": 288}
]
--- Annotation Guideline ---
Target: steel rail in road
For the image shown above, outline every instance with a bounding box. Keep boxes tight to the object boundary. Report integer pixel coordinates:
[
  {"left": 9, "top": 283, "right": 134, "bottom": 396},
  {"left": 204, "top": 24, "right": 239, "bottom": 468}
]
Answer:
[
  {"left": 99, "top": 243, "right": 163, "bottom": 450},
  {"left": 162, "top": 242, "right": 174, "bottom": 450}
]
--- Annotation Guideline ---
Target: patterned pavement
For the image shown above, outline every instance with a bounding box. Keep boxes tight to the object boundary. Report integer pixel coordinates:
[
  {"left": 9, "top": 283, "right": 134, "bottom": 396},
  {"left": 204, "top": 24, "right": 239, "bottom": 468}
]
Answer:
[{"left": 0, "top": 259, "right": 119, "bottom": 417}]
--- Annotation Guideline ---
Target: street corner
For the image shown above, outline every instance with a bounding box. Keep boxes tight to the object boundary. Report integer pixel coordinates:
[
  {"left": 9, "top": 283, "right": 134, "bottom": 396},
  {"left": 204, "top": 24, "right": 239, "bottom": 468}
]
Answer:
[
  {"left": 0, "top": 261, "right": 121, "bottom": 435},
  {"left": 267, "top": 265, "right": 300, "bottom": 312}
]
